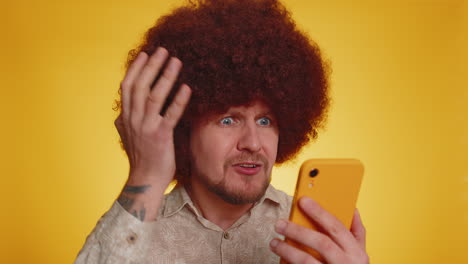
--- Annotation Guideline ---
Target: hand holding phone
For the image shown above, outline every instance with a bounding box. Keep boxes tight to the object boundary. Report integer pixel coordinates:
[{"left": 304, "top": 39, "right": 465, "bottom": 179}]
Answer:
[{"left": 283, "top": 159, "right": 364, "bottom": 262}]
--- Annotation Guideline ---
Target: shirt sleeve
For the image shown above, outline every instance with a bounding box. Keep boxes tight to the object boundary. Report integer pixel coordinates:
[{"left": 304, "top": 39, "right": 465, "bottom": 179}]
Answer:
[{"left": 74, "top": 201, "right": 157, "bottom": 264}]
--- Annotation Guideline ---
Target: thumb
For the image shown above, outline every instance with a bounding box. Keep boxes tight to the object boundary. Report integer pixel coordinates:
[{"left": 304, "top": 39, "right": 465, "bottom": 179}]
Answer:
[
  {"left": 350, "top": 208, "right": 366, "bottom": 250},
  {"left": 114, "top": 114, "right": 129, "bottom": 152}
]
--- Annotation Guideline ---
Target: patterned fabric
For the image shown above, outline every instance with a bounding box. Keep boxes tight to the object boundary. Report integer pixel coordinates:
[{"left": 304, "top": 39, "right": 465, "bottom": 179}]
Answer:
[{"left": 75, "top": 184, "right": 292, "bottom": 264}]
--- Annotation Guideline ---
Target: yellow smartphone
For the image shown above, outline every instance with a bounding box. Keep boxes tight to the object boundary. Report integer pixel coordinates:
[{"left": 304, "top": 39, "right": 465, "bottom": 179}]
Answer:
[{"left": 283, "top": 159, "right": 364, "bottom": 262}]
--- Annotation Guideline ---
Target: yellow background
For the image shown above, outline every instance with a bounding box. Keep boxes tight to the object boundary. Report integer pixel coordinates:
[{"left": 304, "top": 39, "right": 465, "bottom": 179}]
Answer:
[{"left": 1, "top": 0, "right": 467, "bottom": 263}]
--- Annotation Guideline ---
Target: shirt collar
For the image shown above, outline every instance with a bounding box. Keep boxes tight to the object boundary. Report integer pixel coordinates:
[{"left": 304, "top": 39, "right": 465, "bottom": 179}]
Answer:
[
  {"left": 162, "top": 184, "right": 284, "bottom": 217},
  {"left": 256, "top": 184, "right": 284, "bottom": 208},
  {"left": 162, "top": 184, "right": 196, "bottom": 217}
]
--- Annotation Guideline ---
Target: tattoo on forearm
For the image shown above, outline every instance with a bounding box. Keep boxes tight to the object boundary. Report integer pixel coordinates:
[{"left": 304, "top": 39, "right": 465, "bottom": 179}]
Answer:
[
  {"left": 117, "top": 185, "right": 151, "bottom": 222},
  {"left": 117, "top": 194, "right": 134, "bottom": 211},
  {"left": 131, "top": 210, "right": 138, "bottom": 219},
  {"left": 123, "top": 184, "right": 151, "bottom": 194},
  {"left": 139, "top": 208, "right": 146, "bottom": 221},
  {"left": 128, "top": 208, "right": 146, "bottom": 221},
  {"left": 118, "top": 194, "right": 148, "bottom": 221}
]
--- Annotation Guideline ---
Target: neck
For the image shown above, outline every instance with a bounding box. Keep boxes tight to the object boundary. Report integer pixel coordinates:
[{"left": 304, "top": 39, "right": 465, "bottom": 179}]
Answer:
[{"left": 186, "top": 179, "right": 254, "bottom": 230}]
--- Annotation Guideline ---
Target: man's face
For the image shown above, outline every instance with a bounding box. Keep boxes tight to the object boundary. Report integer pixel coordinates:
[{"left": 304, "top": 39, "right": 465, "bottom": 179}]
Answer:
[{"left": 189, "top": 100, "right": 279, "bottom": 205}]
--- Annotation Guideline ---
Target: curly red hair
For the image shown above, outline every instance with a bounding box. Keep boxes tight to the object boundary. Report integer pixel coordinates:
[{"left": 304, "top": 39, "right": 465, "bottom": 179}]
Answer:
[{"left": 117, "top": 0, "right": 330, "bottom": 183}]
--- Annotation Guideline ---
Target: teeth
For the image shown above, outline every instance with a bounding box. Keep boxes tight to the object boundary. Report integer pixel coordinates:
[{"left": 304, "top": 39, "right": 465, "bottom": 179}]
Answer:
[{"left": 240, "top": 164, "right": 256, "bottom": 168}]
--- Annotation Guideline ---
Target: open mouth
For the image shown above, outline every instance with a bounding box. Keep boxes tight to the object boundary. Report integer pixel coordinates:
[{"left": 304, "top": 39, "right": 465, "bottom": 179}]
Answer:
[
  {"left": 239, "top": 164, "right": 258, "bottom": 168},
  {"left": 232, "top": 162, "right": 262, "bottom": 175},
  {"left": 234, "top": 162, "right": 262, "bottom": 168}
]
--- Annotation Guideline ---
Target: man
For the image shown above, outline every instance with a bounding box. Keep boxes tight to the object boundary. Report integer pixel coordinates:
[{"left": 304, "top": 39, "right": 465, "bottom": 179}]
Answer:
[{"left": 76, "top": 0, "right": 369, "bottom": 263}]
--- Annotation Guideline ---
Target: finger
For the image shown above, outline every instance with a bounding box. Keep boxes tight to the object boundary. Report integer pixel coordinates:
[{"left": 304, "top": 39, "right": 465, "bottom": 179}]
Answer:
[
  {"left": 299, "top": 197, "right": 357, "bottom": 251},
  {"left": 270, "top": 238, "right": 323, "bottom": 264},
  {"left": 120, "top": 52, "right": 148, "bottom": 120},
  {"left": 114, "top": 114, "right": 130, "bottom": 152},
  {"left": 161, "top": 84, "right": 192, "bottom": 128},
  {"left": 274, "top": 220, "right": 343, "bottom": 263},
  {"left": 144, "top": 57, "right": 183, "bottom": 118},
  {"left": 114, "top": 114, "right": 124, "bottom": 137},
  {"left": 131, "top": 47, "right": 169, "bottom": 123},
  {"left": 350, "top": 208, "right": 366, "bottom": 250}
]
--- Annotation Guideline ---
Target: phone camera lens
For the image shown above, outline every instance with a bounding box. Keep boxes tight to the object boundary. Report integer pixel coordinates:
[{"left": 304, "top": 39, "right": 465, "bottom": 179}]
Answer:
[{"left": 309, "top": 168, "right": 319, "bottom": 177}]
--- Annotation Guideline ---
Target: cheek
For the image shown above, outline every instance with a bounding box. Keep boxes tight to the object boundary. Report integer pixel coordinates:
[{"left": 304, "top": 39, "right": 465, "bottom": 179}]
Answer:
[
  {"left": 192, "top": 130, "right": 235, "bottom": 169},
  {"left": 209, "top": 134, "right": 236, "bottom": 161},
  {"left": 262, "top": 131, "right": 279, "bottom": 161}
]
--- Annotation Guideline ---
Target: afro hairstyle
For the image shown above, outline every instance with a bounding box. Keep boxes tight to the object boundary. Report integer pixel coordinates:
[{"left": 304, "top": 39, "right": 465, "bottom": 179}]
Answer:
[{"left": 116, "top": 0, "right": 331, "bottom": 183}]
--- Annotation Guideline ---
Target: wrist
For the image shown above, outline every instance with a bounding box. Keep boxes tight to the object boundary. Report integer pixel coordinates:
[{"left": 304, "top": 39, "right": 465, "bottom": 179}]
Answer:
[{"left": 128, "top": 168, "right": 173, "bottom": 189}]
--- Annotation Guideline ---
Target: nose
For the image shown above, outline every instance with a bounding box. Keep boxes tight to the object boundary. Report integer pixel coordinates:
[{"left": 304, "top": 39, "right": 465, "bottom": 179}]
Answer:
[{"left": 237, "top": 121, "right": 261, "bottom": 153}]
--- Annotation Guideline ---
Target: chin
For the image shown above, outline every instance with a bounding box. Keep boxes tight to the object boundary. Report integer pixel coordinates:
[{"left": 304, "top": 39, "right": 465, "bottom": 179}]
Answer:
[{"left": 210, "top": 176, "right": 270, "bottom": 205}]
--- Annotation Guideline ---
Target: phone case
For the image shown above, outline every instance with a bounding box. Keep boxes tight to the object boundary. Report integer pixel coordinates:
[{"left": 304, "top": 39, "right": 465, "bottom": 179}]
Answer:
[{"left": 283, "top": 159, "right": 364, "bottom": 262}]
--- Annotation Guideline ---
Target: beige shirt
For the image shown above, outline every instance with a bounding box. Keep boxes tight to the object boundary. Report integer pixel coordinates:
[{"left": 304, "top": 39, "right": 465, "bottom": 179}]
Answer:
[{"left": 75, "top": 184, "right": 292, "bottom": 264}]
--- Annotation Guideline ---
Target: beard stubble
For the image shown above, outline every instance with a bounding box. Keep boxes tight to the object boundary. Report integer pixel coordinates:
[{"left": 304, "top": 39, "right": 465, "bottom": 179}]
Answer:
[{"left": 192, "top": 152, "right": 272, "bottom": 205}]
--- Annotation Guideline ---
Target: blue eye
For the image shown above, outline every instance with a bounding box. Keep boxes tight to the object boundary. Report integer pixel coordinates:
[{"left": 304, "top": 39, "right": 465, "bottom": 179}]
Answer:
[
  {"left": 257, "top": 117, "right": 271, "bottom": 126},
  {"left": 220, "top": 117, "right": 234, "bottom": 125}
]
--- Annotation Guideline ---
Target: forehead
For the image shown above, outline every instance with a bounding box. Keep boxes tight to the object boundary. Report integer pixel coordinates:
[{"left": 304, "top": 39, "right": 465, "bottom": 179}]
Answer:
[{"left": 223, "top": 100, "right": 272, "bottom": 115}]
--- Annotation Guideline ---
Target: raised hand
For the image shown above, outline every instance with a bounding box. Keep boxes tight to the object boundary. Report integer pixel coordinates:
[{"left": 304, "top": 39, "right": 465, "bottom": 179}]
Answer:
[{"left": 114, "top": 47, "right": 191, "bottom": 221}]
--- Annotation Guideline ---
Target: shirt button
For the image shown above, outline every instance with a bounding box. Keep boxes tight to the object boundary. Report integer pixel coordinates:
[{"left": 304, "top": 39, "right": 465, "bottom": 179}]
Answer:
[
  {"left": 127, "top": 232, "right": 138, "bottom": 244},
  {"left": 223, "top": 232, "right": 230, "bottom": 240}
]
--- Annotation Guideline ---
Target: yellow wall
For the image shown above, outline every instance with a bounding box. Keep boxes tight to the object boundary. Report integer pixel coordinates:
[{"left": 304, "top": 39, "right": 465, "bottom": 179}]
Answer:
[{"left": 1, "top": 0, "right": 466, "bottom": 263}]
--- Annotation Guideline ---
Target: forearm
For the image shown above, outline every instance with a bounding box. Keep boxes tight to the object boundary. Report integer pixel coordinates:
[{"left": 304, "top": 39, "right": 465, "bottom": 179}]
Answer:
[
  {"left": 75, "top": 197, "right": 157, "bottom": 263},
  {"left": 117, "top": 171, "right": 171, "bottom": 222}
]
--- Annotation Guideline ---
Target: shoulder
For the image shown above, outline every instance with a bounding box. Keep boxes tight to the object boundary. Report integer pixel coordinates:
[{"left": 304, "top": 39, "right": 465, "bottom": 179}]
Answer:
[{"left": 158, "top": 185, "right": 194, "bottom": 218}]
